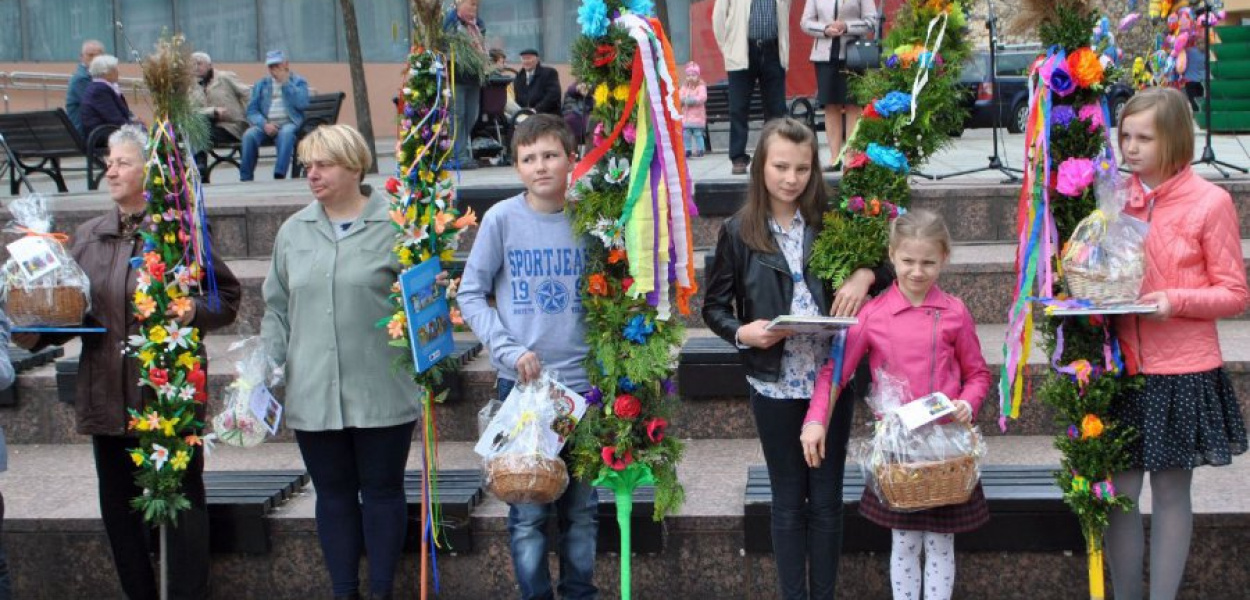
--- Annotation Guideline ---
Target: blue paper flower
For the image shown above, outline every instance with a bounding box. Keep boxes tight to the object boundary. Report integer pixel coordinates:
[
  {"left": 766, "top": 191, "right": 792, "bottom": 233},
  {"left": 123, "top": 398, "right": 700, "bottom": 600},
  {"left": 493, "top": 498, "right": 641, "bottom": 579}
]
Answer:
[
  {"left": 618, "top": 376, "right": 637, "bottom": 392},
  {"left": 578, "top": 0, "right": 610, "bottom": 38},
  {"left": 1049, "top": 66, "right": 1076, "bottom": 97},
  {"left": 623, "top": 314, "right": 655, "bottom": 344},
  {"left": 1051, "top": 105, "right": 1076, "bottom": 127},
  {"left": 886, "top": 54, "right": 900, "bottom": 69},
  {"left": 872, "top": 91, "right": 912, "bottom": 118},
  {"left": 661, "top": 378, "right": 676, "bottom": 395},
  {"left": 866, "top": 143, "right": 910, "bottom": 174},
  {"left": 625, "top": 0, "right": 655, "bottom": 16}
]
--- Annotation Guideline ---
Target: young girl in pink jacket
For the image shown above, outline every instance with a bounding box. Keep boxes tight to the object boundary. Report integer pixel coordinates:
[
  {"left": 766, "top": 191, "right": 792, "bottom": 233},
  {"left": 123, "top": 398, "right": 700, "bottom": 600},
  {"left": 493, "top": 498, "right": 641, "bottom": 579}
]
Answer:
[
  {"left": 801, "top": 209, "right": 991, "bottom": 600},
  {"left": 679, "top": 62, "right": 707, "bottom": 157},
  {"left": 1106, "top": 87, "right": 1248, "bottom": 600}
]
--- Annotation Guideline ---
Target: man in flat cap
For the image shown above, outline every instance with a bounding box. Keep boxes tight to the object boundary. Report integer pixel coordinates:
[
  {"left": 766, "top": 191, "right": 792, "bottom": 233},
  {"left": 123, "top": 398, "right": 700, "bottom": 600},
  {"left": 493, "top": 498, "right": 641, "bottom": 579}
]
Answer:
[
  {"left": 240, "top": 49, "right": 310, "bottom": 181},
  {"left": 513, "top": 48, "right": 562, "bottom": 116}
]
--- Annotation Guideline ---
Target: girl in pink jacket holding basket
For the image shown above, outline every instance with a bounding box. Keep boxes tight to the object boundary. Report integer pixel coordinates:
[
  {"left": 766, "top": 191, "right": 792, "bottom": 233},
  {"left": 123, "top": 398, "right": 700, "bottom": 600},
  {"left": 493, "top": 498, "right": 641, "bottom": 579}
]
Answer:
[
  {"left": 1106, "top": 87, "right": 1248, "bottom": 600},
  {"left": 801, "top": 209, "right": 991, "bottom": 600}
]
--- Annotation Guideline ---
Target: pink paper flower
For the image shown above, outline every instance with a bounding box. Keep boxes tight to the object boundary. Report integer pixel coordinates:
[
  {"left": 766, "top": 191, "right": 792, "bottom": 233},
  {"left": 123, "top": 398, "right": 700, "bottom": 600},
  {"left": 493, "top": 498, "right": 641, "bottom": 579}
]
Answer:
[
  {"left": 623, "top": 123, "right": 637, "bottom": 144},
  {"left": 1078, "top": 104, "right": 1104, "bottom": 132},
  {"left": 1056, "top": 157, "right": 1096, "bottom": 197},
  {"left": 593, "top": 122, "right": 607, "bottom": 148}
]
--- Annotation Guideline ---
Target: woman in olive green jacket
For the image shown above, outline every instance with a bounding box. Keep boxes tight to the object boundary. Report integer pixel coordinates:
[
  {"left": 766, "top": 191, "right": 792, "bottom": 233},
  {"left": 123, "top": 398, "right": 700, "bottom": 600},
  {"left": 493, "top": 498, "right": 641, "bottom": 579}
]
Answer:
[{"left": 260, "top": 124, "right": 418, "bottom": 600}]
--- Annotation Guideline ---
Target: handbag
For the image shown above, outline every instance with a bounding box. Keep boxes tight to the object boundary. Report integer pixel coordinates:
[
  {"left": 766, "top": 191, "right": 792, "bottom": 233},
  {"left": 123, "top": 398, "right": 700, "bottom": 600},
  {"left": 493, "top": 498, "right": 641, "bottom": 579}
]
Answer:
[{"left": 845, "top": 38, "right": 881, "bottom": 72}]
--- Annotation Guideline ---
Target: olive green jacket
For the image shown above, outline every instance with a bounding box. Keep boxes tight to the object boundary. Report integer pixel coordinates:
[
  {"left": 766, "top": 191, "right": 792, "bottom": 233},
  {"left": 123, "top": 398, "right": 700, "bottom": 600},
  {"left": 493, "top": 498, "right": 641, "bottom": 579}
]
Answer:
[{"left": 261, "top": 191, "right": 421, "bottom": 431}]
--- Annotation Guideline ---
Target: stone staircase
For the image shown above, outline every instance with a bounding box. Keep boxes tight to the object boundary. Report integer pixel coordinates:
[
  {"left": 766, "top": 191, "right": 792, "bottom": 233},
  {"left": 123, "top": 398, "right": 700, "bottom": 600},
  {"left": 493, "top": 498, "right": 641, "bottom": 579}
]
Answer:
[{"left": 3, "top": 174, "right": 1250, "bottom": 598}]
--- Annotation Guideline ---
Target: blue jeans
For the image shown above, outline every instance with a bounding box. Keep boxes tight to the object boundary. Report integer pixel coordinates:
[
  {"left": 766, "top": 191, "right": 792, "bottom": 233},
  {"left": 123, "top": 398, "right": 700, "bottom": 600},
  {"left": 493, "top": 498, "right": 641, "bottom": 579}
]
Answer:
[
  {"left": 727, "top": 39, "right": 788, "bottom": 163},
  {"left": 240, "top": 122, "right": 298, "bottom": 180},
  {"left": 295, "top": 421, "right": 417, "bottom": 596},
  {"left": 453, "top": 83, "right": 481, "bottom": 165},
  {"left": 498, "top": 378, "right": 599, "bottom": 600},
  {"left": 683, "top": 127, "right": 705, "bottom": 155},
  {"left": 750, "top": 387, "right": 856, "bottom": 600}
]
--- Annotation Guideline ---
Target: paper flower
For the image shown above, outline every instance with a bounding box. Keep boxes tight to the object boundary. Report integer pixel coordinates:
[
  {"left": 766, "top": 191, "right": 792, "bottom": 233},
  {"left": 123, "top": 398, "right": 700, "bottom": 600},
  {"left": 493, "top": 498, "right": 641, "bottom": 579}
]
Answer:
[
  {"left": 866, "top": 143, "right": 910, "bottom": 174},
  {"left": 661, "top": 378, "right": 676, "bottom": 396},
  {"left": 150, "top": 444, "right": 170, "bottom": 471},
  {"left": 588, "top": 273, "right": 611, "bottom": 296},
  {"left": 1071, "top": 475, "right": 1090, "bottom": 493},
  {"left": 577, "top": 0, "right": 610, "bottom": 38},
  {"left": 608, "top": 248, "right": 628, "bottom": 265},
  {"left": 1056, "top": 157, "right": 1096, "bottom": 197},
  {"left": 604, "top": 157, "right": 630, "bottom": 185},
  {"left": 613, "top": 394, "right": 642, "bottom": 419},
  {"left": 585, "top": 386, "right": 604, "bottom": 407},
  {"left": 846, "top": 196, "right": 866, "bottom": 213},
  {"left": 1093, "top": 479, "right": 1116, "bottom": 500},
  {"left": 594, "top": 84, "right": 611, "bottom": 107},
  {"left": 623, "top": 123, "right": 637, "bottom": 144},
  {"left": 873, "top": 91, "right": 912, "bottom": 118},
  {"left": 1119, "top": 13, "right": 1141, "bottom": 31},
  {"left": 618, "top": 376, "right": 637, "bottom": 393},
  {"left": 593, "top": 122, "right": 607, "bottom": 147},
  {"left": 149, "top": 368, "right": 169, "bottom": 387},
  {"left": 1048, "top": 62, "right": 1076, "bottom": 96},
  {"left": 845, "top": 152, "right": 870, "bottom": 169},
  {"left": 186, "top": 366, "right": 207, "bottom": 401},
  {"left": 385, "top": 177, "right": 401, "bottom": 194},
  {"left": 1051, "top": 105, "right": 1076, "bottom": 127},
  {"left": 623, "top": 314, "right": 654, "bottom": 344},
  {"left": 1067, "top": 424, "right": 1080, "bottom": 440},
  {"left": 602, "top": 446, "right": 634, "bottom": 470},
  {"left": 625, "top": 0, "right": 654, "bottom": 16},
  {"left": 1080, "top": 414, "right": 1104, "bottom": 439},
  {"left": 593, "top": 44, "right": 617, "bottom": 67},
  {"left": 170, "top": 450, "right": 190, "bottom": 471},
  {"left": 613, "top": 84, "right": 631, "bottom": 102},
  {"left": 1078, "top": 103, "right": 1105, "bottom": 132},
  {"left": 885, "top": 54, "right": 900, "bottom": 68},
  {"left": 1067, "top": 47, "right": 1104, "bottom": 88},
  {"left": 646, "top": 417, "right": 668, "bottom": 443}
]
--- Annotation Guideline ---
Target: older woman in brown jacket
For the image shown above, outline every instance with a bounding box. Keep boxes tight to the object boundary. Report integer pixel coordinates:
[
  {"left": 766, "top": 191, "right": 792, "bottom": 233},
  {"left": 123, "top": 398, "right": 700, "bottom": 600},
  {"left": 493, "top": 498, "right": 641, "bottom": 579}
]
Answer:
[{"left": 18, "top": 124, "right": 241, "bottom": 600}]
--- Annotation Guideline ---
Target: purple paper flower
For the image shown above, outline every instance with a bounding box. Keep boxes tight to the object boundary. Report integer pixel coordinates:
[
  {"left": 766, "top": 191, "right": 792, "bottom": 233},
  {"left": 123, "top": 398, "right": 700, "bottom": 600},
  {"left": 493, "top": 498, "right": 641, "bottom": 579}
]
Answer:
[
  {"left": 1049, "top": 66, "right": 1076, "bottom": 97},
  {"left": 1078, "top": 103, "right": 1105, "bottom": 131},
  {"left": 886, "top": 54, "right": 900, "bottom": 69},
  {"left": 1067, "top": 424, "right": 1080, "bottom": 439},
  {"left": 1051, "top": 105, "right": 1076, "bottom": 127},
  {"left": 661, "top": 378, "right": 676, "bottom": 395},
  {"left": 585, "top": 386, "right": 604, "bottom": 406},
  {"left": 847, "top": 196, "right": 866, "bottom": 212}
]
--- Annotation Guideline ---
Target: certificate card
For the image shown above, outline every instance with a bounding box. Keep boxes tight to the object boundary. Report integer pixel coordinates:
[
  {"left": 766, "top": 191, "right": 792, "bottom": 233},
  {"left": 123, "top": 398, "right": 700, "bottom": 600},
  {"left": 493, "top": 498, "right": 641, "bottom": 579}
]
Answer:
[
  {"left": 6, "top": 236, "right": 62, "bottom": 282},
  {"left": 248, "top": 384, "right": 283, "bottom": 435},
  {"left": 895, "top": 391, "right": 956, "bottom": 431},
  {"left": 765, "top": 315, "right": 857, "bottom": 335},
  {"left": 1049, "top": 304, "right": 1158, "bottom": 316},
  {"left": 400, "top": 257, "right": 456, "bottom": 374}
]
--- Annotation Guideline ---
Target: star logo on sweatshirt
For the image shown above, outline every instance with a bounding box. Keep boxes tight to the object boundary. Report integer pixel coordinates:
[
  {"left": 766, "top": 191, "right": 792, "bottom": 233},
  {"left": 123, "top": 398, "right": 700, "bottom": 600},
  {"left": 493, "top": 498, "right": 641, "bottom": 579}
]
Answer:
[{"left": 536, "top": 279, "right": 569, "bottom": 314}]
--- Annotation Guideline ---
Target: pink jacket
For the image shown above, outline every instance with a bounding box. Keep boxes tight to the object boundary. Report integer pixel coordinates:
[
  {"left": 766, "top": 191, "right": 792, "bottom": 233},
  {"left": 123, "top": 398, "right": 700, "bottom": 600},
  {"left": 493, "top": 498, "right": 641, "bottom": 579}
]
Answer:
[
  {"left": 1114, "top": 167, "right": 1248, "bottom": 375},
  {"left": 680, "top": 83, "right": 707, "bottom": 127},
  {"left": 807, "top": 284, "right": 992, "bottom": 425}
]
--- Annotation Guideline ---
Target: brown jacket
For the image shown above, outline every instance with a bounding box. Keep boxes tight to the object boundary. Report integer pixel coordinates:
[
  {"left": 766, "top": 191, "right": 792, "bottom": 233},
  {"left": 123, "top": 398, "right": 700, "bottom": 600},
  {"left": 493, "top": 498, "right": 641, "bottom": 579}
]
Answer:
[
  {"left": 44, "top": 209, "right": 241, "bottom": 436},
  {"left": 190, "top": 69, "right": 250, "bottom": 140}
]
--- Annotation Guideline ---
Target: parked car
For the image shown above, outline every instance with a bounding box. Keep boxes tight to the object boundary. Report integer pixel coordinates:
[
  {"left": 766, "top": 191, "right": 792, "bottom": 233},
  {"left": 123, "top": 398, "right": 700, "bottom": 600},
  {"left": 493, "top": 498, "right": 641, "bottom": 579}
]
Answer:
[{"left": 955, "top": 47, "right": 1134, "bottom": 135}]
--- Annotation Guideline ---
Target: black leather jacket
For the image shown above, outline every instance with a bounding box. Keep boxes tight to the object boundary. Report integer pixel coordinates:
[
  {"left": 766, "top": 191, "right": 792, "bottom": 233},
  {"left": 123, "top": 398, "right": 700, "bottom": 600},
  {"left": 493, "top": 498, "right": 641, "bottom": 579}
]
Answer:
[{"left": 702, "top": 215, "right": 893, "bottom": 382}]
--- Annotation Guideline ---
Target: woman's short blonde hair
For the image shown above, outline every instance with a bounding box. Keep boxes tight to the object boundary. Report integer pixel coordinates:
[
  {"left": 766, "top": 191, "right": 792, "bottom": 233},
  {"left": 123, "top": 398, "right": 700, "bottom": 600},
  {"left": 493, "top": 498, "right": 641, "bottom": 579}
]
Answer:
[
  {"left": 297, "top": 124, "right": 372, "bottom": 182},
  {"left": 1117, "top": 87, "right": 1194, "bottom": 179}
]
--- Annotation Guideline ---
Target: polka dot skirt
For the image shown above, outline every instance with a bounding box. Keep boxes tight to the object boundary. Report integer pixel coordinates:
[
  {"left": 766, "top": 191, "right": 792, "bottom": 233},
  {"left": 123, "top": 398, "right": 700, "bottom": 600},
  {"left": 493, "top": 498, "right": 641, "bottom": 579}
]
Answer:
[{"left": 1110, "top": 367, "right": 1248, "bottom": 471}]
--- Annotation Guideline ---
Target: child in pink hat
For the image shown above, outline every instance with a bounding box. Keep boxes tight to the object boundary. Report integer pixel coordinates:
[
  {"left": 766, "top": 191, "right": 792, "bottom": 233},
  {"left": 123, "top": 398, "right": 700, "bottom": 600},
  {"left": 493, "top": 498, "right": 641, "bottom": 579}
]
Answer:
[{"left": 680, "top": 61, "right": 707, "bottom": 158}]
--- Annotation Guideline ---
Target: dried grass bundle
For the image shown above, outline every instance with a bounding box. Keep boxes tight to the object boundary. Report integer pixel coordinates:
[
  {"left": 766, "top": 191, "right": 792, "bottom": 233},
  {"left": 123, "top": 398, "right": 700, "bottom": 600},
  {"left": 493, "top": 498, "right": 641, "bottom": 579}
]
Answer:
[
  {"left": 1007, "top": 0, "right": 1094, "bottom": 37},
  {"left": 142, "top": 33, "right": 208, "bottom": 153},
  {"left": 410, "top": 0, "right": 446, "bottom": 50}
]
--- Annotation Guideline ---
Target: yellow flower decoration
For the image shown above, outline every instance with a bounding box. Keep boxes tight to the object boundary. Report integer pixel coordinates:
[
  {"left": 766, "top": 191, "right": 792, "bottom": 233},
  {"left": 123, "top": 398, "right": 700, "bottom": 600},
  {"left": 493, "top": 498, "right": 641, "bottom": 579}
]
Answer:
[
  {"left": 613, "top": 84, "right": 630, "bottom": 102},
  {"left": 176, "top": 352, "right": 198, "bottom": 370},
  {"left": 135, "top": 294, "right": 156, "bottom": 319},
  {"left": 148, "top": 325, "right": 168, "bottom": 344},
  {"left": 130, "top": 450, "right": 146, "bottom": 466},
  {"left": 398, "top": 247, "right": 414, "bottom": 266},
  {"left": 139, "top": 349, "right": 157, "bottom": 368},
  {"left": 167, "top": 285, "right": 184, "bottom": 300},
  {"left": 161, "top": 416, "right": 177, "bottom": 437},
  {"left": 170, "top": 450, "right": 190, "bottom": 471},
  {"left": 152, "top": 213, "right": 163, "bottom": 223},
  {"left": 163, "top": 232, "right": 176, "bottom": 244},
  {"left": 594, "top": 83, "right": 611, "bottom": 106},
  {"left": 440, "top": 247, "right": 455, "bottom": 262}
]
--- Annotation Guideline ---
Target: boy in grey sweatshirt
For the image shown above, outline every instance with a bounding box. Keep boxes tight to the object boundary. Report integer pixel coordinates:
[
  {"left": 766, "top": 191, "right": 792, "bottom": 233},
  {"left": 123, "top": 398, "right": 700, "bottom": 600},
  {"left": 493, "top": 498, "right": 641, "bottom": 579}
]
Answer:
[{"left": 458, "top": 114, "right": 598, "bottom": 599}]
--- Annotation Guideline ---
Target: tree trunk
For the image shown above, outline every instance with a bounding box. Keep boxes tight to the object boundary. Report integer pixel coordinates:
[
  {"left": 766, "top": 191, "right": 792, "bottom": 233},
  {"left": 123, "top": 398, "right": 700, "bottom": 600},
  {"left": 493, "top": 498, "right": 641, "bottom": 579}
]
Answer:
[{"left": 339, "top": 0, "right": 379, "bottom": 173}]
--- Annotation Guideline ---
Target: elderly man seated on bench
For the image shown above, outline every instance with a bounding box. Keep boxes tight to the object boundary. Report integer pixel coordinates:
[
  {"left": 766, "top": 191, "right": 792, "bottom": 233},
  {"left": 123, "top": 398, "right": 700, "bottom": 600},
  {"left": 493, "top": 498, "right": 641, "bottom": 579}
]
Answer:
[{"left": 240, "top": 50, "right": 309, "bottom": 181}]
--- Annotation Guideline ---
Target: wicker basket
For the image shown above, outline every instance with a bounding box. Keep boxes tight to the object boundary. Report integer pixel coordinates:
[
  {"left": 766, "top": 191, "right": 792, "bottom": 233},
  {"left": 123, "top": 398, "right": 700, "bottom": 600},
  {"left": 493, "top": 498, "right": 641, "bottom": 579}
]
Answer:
[
  {"left": 1064, "top": 268, "right": 1142, "bottom": 305},
  {"left": 486, "top": 454, "right": 569, "bottom": 504},
  {"left": 6, "top": 285, "right": 88, "bottom": 326},
  {"left": 874, "top": 454, "right": 978, "bottom": 511}
]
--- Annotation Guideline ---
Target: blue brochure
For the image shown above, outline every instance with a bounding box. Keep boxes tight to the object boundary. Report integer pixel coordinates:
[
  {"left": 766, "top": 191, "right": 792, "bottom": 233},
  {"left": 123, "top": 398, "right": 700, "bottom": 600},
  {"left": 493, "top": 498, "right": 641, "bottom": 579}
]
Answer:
[{"left": 399, "top": 257, "right": 455, "bottom": 374}]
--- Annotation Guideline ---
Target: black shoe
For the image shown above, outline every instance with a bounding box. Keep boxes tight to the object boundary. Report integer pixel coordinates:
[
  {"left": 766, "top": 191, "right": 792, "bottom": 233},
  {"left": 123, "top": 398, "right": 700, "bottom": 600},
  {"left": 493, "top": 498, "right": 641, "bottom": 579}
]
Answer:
[
  {"left": 273, "top": 173, "right": 286, "bottom": 180},
  {"left": 731, "top": 160, "right": 748, "bottom": 175},
  {"left": 823, "top": 160, "right": 842, "bottom": 173}
]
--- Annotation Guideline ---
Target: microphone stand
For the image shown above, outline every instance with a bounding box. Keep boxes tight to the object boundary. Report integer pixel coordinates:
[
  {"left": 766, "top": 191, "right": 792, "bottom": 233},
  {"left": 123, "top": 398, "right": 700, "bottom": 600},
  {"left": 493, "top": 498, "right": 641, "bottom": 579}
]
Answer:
[
  {"left": 1191, "top": 0, "right": 1247, "bottom": 177},
  {"left": 934, "top": 0, "right": 1023, "bottom": 183}
]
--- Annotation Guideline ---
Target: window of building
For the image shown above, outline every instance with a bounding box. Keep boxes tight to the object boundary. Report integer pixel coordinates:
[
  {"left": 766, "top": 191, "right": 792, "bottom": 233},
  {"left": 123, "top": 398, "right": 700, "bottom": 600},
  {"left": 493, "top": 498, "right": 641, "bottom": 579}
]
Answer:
[
  {"left": 0, "top": 0, "right": 21, "bottom": 61},
  {"left": 23, "top": 0, "right": 114, "bottom": 62},
  {"left": 261, "top": 0, "right": 339, "bottom": 62},
  {"left": 177, "top": 0, "right": 259, "bottom": 63}
]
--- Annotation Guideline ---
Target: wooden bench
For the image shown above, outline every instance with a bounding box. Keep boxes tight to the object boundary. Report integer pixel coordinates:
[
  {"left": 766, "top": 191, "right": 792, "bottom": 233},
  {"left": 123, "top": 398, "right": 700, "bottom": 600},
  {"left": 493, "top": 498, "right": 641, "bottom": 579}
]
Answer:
[
  {"left": 744, "top": 464, "right": 1083, "bottom": 554},
  {"left": 204, "top": 92, "right": 346, "bottom": 182},
  {"left": 404, "top": 468, "right": 486, "bottom": 554},
  {"left": 204, "top": 469, "right": 310, "bottom": 554},
  {"left": 678, "top": 336, "right": 749, "bottom": 398},
  {"left": 702, "top": 83, "right": 766, "bottom": 154},
  {"left": 0, "top": 108, "right": 112, "bottom": 194}
]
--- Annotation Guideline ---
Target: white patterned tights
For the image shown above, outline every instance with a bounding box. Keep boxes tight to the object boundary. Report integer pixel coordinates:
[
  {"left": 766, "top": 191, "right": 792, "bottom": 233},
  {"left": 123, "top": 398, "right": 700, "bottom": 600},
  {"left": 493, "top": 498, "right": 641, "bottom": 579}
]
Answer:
[{"left": 890, "top": 529, "right": 955, "bottom": 600}]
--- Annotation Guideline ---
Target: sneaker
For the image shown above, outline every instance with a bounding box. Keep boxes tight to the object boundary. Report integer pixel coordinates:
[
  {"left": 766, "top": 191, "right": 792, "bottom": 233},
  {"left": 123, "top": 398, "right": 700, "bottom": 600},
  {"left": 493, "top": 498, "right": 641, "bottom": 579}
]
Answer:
[
  {"left": 731, "top": 160, "right": 748, "bottom": 175},
  {"left": 273, "top": 173, "right": 286, "bottom": 180}
]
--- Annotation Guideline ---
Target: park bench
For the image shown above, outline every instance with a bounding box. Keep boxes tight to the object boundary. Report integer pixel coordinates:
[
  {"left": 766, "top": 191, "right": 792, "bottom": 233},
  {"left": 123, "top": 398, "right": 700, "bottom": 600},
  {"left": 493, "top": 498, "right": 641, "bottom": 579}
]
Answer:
[
  {"left": 744, "top": 464, "right": 1084, "bottom": 553},
  {"left": 203, "top": 92, "right": 345, "bottom": 182},
  {"left": 204, "top": 469, "right": 310, "bottom": 554},
  {"left": 702, "top": 83, "right": 765, "bottom": 154},
  {"left": 0, "top": 108, "right": 112, "bottom": 194}
]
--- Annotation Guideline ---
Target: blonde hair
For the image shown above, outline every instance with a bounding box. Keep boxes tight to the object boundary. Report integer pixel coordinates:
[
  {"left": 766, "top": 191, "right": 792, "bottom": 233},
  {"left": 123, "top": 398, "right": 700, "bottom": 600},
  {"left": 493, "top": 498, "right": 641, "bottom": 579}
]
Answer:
[
  {"left": 297, "top": 124, "right": 372, "bottom": 182},
  {"left": 889, "top": 209, "right": 951, "bottom": 256},
  {"left": 1117, "top": 87, "right": 1193, "bottom": 179}
]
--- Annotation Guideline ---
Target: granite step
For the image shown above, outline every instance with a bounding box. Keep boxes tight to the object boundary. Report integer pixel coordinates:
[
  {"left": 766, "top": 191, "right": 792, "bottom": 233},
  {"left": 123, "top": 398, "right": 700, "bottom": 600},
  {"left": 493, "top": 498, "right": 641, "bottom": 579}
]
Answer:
[
  {"left": 8, "top": 177, "right": 1250, "bottom": 260},
  {"left": 3, "top": 437, "right": 1247, "bottom": 599},
  {"left": 8, "top": 322, "right": 1250, "bottom": 444}
]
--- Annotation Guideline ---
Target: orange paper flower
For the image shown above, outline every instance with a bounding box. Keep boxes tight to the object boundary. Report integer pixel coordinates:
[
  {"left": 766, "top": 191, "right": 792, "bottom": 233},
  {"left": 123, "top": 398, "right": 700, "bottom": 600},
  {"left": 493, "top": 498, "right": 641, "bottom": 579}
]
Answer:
[
  {"left": 608, "top": 248, "right": 628, "bottom": 265},
  {"left": 452, "top": 207, "right": 477, "bottom": 230},
  {"left": 588, "top": 273, "right": 610, "bottom": 296},
  {"left": 1080, "top": 414, "right": 1104, "bottom": 439},
  {"left": 1066, "top": 48, "right": 1104, "bottom": 89}
]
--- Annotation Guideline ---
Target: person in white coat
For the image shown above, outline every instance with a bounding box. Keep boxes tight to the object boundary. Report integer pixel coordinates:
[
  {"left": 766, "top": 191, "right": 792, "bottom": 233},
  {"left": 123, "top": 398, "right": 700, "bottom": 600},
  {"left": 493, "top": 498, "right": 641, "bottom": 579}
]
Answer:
[
  {"left": 713, "top": 0, "right": 792, "bottom": 175},
  {"left": 801, "top": 0, "right": 878, "bottom": 170}
]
